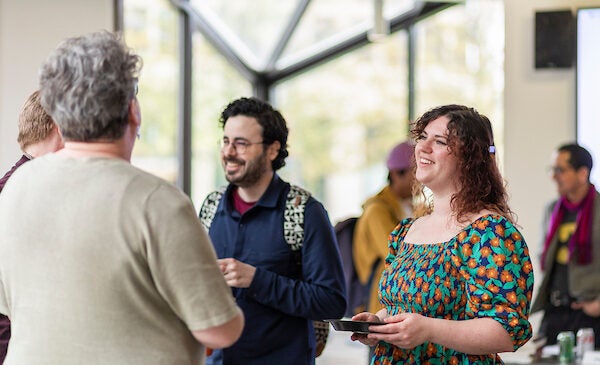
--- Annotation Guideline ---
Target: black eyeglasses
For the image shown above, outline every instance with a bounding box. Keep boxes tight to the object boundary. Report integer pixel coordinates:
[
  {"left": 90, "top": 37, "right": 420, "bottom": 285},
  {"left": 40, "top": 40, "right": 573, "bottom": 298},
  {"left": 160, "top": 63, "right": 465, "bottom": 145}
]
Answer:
[{"left": 220, "top": 139, "right": 265, "bottom": 154}]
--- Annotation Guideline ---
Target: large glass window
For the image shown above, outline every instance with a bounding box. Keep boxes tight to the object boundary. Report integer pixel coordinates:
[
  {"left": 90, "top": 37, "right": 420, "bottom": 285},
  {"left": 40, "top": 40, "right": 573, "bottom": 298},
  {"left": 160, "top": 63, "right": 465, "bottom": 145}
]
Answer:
[
  {"left": 415, "top": 0, "right": 505, "bottom": 167},
  {"left": 124, "top": 0, "right": 179, "bottom": 182},
  {"left": 275, "top": 31, "right": 409, "bottom": 222},
  {"left": 190, "top": 33, "right": 252, "bottom": 205},
  {"left": 122, "top": 0, "right": 505, "bottom": 222}
]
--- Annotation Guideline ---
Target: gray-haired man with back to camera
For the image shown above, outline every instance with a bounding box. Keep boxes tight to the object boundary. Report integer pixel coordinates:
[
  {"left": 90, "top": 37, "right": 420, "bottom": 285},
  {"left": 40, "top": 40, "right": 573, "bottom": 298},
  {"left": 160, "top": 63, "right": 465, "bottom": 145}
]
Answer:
[{"left": 0, "top": 31, "right": 243, "bottom": 364}]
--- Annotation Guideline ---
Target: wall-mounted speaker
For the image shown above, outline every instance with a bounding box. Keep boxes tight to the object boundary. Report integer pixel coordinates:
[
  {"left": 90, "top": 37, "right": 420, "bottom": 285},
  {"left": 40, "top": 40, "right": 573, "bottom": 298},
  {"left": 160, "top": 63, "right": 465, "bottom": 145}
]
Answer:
[{"left": 535, "top": 10, "right": 575, "bottom": 69}]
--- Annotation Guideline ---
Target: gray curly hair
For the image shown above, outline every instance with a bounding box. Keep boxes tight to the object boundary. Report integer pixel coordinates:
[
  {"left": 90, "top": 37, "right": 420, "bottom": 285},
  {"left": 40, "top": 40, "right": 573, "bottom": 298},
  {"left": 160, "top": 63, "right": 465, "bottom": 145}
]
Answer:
[{"left": 39, "top": 31, "right": 142, "bottom": 142}]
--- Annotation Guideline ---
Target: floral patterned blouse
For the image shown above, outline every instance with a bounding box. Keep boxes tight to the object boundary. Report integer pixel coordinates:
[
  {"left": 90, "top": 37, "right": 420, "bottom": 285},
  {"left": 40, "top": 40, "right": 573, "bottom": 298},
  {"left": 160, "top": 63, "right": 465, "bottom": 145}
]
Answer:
[{"left": 373, "top": 214, "right": 534, "bottom": 365}]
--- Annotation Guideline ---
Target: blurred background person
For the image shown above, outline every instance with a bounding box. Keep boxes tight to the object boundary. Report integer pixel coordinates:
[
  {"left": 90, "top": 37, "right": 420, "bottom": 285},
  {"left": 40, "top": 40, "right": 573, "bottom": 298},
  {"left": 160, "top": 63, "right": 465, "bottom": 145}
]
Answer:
[
  {"left": 352, "top": 104, "right": 533, "bottom": 364},
  {"left": 0, "top": 31, "right": 243, "bottom": 365},
  {"left": 0, "top": 90, "right": 63, "bottom": 193},
  {"left": 352, "top": 141, "right": 414, "bottom": 362},
  {"left": 354, "top": 141, "right": 415, "bottom": 314},
  {"left": 0, "top": 89, "right": 63, "bottom": 363},
  {"left": 532, "top": 143, "right": 600, "bottom": 348}
]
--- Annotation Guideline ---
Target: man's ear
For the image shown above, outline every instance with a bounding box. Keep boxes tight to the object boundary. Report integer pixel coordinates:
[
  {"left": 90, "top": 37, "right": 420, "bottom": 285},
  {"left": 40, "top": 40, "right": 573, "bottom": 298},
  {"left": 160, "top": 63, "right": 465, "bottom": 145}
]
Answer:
[
  {"left": 577, "top": 166, "right": 591, "bottom": 184},
  {"left": 128, "top": 99, "right": 141, "bottom": 129},
  {"left": 53, "top": 123, "right": 63, "bottom": 138},
  {"left": 267, "top": 140, "right": 281, "bottom": 161}
]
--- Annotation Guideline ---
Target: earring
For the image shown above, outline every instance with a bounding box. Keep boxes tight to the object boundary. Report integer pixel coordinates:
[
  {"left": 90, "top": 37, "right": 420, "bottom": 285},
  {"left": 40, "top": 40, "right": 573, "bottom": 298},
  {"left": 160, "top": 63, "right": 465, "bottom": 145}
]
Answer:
[{"left": 136, "top": 126, "right": 141, "bottom": 140}]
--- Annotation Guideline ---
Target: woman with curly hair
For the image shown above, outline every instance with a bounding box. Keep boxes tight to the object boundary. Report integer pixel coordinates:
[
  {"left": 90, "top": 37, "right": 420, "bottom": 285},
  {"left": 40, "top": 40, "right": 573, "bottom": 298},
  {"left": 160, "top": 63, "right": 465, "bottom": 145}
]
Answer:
[{"left": 351, "top": 104, "right": 534, "bottom": 364}]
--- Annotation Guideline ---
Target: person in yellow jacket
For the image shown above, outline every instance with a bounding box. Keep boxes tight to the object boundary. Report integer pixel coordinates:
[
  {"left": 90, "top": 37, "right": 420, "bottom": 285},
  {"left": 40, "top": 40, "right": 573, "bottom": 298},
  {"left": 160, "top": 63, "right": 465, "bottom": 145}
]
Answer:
[
  {"left": 352, "top": 141, "right": 415, "bottom": 362},
  {"left": 353, "top": 141, "right": 415, "bottom": 315}
]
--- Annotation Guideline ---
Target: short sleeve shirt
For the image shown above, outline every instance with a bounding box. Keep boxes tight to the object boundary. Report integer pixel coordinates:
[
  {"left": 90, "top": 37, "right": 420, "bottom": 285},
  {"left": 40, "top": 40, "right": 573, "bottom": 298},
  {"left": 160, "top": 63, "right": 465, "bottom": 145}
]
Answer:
[
  {"left": 0, "top": 155, "right": 239, "bottom": 365},
  {"left": 373, "top": 214, "right": 534, "bottom": 365}
]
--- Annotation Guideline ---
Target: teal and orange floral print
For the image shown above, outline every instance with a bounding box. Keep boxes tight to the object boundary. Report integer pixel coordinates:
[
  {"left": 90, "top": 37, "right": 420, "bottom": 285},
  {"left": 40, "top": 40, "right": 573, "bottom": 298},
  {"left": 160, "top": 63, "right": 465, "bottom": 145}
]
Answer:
[{"left": 373, "top": 214, "right": 533, "bottom": 365}]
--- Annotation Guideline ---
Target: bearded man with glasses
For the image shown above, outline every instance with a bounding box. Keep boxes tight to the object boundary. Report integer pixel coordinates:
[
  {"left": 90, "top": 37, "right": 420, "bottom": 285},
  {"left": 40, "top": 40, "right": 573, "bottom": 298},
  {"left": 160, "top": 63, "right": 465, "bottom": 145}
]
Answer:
[{"left": 200, "top": 97, "right": 347, "bottom": 365}]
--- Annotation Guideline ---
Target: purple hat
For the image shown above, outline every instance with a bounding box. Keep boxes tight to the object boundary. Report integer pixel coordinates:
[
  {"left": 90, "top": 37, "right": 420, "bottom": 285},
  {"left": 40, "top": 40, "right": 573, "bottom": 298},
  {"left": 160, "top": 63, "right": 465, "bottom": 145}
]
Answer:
[{"left": 386, "top": 141, "right": 414, "bottom": 171}]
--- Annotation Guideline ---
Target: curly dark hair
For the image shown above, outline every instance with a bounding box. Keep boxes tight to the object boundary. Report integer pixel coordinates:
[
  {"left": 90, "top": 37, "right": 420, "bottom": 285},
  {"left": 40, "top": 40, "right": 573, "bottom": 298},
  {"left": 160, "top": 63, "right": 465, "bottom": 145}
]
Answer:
[
  {"left": 219, "top": 97, "right": 289, "bottom": 171},
  {"left": 410, "top": 104, "right": 514, "bottom": 223}
]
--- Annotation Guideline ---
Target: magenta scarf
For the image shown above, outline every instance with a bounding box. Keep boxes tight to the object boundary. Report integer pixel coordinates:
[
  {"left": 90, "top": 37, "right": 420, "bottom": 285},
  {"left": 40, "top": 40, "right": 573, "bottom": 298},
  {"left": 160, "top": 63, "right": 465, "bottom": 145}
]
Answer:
[{"left": 541, "top": 185, "right": 595, "bottom": 270}]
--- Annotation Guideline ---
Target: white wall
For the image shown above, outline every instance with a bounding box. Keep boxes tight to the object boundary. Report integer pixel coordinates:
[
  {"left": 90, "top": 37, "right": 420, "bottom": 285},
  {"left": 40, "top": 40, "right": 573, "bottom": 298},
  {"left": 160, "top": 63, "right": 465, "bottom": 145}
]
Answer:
[
  {"left": 504, "top": 0, "right": 599, "bottom": 279},
  {"left": 0, "top": 0, "right": 114, "bottom": 172}
]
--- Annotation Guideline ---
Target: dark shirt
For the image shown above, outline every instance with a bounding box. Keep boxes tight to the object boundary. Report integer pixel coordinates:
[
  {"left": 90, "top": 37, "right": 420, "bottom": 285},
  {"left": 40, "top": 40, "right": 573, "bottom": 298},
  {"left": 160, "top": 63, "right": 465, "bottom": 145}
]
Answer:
[
  {"left": 0, "top": 154, "right": 31, "bottom": 363},
  {"left": 0, "top": 155, "right": 31, "bottom": 193},
  {"left": 547, "top": 209, "right": 577, "bottom": 306},
  {"left": 205, "top": 174, "right": 347, "bottom": 365}
]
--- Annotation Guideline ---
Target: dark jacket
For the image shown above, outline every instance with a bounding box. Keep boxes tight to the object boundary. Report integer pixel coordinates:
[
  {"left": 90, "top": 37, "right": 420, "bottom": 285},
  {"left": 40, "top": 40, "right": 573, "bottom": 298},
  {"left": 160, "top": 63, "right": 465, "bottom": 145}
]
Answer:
[
  {"left": 0, "top": 155, "right": 30, "bottom": 193},
  {"left": 532, "top": 189, "right": 600, "bottom": 313},
  {"left": 204, "top": 174, "right": 347, "bottom": 365},
  {"left": 0, "top": 154, "right": 31, "bottom": 363}
]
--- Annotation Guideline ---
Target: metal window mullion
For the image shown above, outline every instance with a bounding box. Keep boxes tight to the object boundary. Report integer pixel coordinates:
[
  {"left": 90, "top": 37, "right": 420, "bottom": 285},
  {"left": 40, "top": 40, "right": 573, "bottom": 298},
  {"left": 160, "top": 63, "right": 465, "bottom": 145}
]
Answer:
[
  {"left": 177, "top": 1, "right": 193, "bottom": 196},
  {"left": 113, "top": 0, "right": 123, "bottom": 31},
  {"left": 407, "top": 24, "right": 416, "bottom": 124}
]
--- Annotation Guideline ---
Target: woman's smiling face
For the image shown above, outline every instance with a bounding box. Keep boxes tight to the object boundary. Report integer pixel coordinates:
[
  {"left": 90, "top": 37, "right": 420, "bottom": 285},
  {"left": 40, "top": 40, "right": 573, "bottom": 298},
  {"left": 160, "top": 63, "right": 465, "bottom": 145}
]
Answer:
[{"left": 414, "top": 116, "right": 459, "bottom": 193}]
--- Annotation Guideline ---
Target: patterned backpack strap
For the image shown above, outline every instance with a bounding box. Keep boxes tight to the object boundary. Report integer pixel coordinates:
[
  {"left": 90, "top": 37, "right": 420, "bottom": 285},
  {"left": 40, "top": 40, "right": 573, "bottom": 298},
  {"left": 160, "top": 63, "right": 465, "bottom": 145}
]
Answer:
[
  {"left": 283, "top": 185, "right": 330, "bottom": 358},
  {"left": 312, "top": 320, "right": 330, "bottom": 357},
  {"left": 199, "top": 187, "right": 226, "bottom": 230},
  {"left": 283, "top": 184, "right": 311, "bottom": 251}
]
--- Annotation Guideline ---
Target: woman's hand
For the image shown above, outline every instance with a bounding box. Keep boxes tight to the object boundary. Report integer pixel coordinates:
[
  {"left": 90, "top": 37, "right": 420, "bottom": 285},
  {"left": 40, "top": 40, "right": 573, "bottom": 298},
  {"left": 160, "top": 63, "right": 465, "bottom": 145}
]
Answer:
[
  {"left": 366, "top": 312, "right": 431, "bottom": 349},
  {"left": 350, "top": 312, "right": 382, "bottom": 347}
]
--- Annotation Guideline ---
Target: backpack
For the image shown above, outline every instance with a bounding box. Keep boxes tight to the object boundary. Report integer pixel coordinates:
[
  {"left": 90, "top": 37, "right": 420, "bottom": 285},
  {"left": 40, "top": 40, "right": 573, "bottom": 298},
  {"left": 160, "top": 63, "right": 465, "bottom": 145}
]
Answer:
[
  {"left": 199, "top": 185, "right": 330, "bottom": 357},
  {"left": 334, "top": 217, "right": 371, "bottom": 317}
]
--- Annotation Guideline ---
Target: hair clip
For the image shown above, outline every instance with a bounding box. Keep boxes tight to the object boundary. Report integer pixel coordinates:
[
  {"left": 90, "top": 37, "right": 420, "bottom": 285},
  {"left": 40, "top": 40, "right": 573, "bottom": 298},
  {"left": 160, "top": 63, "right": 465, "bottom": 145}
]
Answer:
[{"left": 489, "top": 145, "right": 496, "bottom": 154}]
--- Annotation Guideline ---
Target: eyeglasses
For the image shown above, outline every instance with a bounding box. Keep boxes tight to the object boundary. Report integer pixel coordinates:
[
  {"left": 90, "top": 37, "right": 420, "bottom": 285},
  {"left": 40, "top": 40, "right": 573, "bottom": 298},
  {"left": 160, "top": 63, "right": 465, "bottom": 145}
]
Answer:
[
  {"left": 220, "top": 139, "right": 265, "bottom": 154},
  {"left": 547, "top": 165, "right": 573, "bottom": 175}
]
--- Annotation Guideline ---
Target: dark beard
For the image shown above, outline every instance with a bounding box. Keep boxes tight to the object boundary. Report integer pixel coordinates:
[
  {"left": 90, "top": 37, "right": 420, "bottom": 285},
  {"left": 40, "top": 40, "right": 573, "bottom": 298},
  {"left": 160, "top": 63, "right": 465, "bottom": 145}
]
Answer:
[{"left": 224, "top": 153, "right": 269, "bottom": 188}]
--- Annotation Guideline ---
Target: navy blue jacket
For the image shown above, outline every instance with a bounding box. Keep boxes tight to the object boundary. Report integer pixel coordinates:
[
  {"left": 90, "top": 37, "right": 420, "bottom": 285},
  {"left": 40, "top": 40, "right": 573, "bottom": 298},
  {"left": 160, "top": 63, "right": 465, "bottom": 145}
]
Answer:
[{"left": 205, "top": 174, "right": 347, "bottom": 365}]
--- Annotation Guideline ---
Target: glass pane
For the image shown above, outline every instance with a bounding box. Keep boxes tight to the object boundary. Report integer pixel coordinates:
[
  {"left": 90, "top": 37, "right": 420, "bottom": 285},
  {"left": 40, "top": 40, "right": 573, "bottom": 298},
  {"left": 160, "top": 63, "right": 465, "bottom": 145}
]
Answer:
[
  {"left": 414, "top": 0, "right": 505, "bottom": 166},
  {"left": 282, "top": 0, "right": 415, "bottom": 60},
  {"left": 384, "top": 0, "right": 418, "bottom": 17},
  {"left": 275, "top": 31, "right": 409, "bottom": 223},
  {"left": 194, "top": 0, "right": 300, "bottom": 66},
  {"left": 124, "top": 0, "right": 179, "bottom": 183},
  {"left": 282, "top": 0, "right": 370, "bottom": 59},
  {"left": 190, "top": 32, "right": 253, "bottom": 206}
]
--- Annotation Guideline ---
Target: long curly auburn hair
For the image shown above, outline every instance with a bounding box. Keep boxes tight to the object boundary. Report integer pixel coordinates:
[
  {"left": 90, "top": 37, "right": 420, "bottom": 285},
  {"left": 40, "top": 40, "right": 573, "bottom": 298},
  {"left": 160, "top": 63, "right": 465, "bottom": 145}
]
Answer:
[{"left": 410, "top": 104, "right": 515, "bottom": 223}]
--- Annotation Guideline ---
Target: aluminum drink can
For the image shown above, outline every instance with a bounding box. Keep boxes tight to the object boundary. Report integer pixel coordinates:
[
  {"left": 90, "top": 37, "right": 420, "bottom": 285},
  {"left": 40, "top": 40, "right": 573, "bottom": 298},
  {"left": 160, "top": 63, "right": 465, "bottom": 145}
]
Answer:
[
  {"left": 576, "top": 327, "right": 595, "bottom": 359},
  {"left": 557, "top": 331, "right": 575, "bottom": 363}
]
